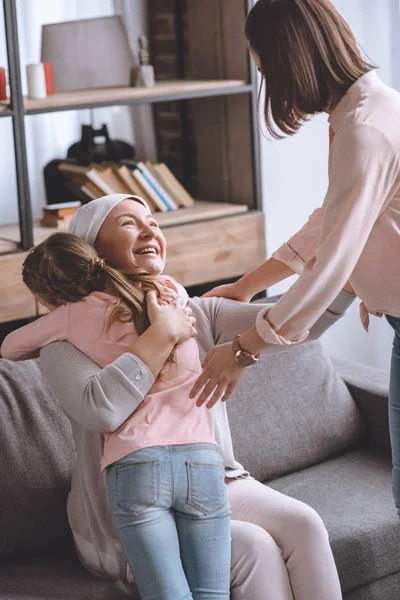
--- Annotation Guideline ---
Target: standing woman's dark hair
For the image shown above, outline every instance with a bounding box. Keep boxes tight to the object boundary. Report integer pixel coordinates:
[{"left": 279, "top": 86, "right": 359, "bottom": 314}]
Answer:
[{"left": 245, "top": 0, "right": 375, "bottom": 138}]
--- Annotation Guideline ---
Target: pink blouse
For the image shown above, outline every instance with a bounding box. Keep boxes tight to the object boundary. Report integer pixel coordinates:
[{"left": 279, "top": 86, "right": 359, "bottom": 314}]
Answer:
[{"left": 257, "top": 70, "right": 400, "bottom": 345}]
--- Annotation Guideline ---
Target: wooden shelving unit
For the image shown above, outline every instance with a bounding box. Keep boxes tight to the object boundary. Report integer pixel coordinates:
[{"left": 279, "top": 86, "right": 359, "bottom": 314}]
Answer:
[
  {"left": 0, "top": 80, "right": 251, "bottom": 114},
  {"left": 0, "top": 0, "right": 265, "bottom": 325}
]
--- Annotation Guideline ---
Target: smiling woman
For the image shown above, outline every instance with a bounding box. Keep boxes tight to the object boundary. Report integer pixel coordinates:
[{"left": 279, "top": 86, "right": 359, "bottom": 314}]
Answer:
[{"left": 94, "top": 198, "right": 167, "bottom": 276}]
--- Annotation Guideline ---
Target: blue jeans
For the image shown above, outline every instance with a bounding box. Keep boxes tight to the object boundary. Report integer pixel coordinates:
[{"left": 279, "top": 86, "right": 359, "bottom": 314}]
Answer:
[
  {"left": 386, "top": 315, "right": 400, "bottom": 517},
  {"left": 107, "top": 443, "right": 231, "bottom": 600}
]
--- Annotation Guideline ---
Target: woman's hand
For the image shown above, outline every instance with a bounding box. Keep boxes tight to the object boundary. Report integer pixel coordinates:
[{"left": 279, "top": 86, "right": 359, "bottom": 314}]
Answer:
[
  {"left": 189, "top": 342, "right": 247, "bottom": 408},
  {"left": 202, "top": 282, "right": 253, "bottom": 303},
  {"left": 146, "top": 290, "right": 197, "bottom": 345}
]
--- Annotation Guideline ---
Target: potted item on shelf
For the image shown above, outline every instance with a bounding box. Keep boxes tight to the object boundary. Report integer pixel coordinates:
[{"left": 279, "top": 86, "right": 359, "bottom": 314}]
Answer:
[{"left": 134, "top": 35, "right": 155, "bottom": 88}]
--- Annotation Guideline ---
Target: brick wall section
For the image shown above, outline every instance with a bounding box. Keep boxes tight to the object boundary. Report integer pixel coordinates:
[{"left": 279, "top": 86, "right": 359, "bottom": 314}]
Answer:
[{"left": 148, "top": 0, "right": 197, "bottom": 195}]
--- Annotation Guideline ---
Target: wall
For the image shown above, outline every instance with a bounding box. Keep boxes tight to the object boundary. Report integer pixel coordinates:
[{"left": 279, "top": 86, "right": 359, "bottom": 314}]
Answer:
[{"left": 260, "top": 0, "right": 398, "bottom": 369}]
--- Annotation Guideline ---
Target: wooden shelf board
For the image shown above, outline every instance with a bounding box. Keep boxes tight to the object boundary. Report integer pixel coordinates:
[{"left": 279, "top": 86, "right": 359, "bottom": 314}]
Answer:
[
  {"left": 0, "top": 201, "right": 250, "bottom": 252},
  {"left": 0, "top": 102, "right": 12, "bottom": 117},
  {"left": 0, "top": 80, "right": 250, "bottom": 115},
  {"left": 155, "top": 201, "right": 248, "bottom": 228},
  {"left": 0, "top": 233, "right": 20, "bottom": 253}
]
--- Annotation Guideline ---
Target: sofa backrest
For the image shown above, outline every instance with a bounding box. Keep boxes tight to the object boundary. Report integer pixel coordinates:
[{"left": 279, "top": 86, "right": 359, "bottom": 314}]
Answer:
[
  {"left": 227, "top": 341, "right": 364, "bottom": 482},
  {"left": 0, "top": 359, "right": 75, "bottom": 560}
]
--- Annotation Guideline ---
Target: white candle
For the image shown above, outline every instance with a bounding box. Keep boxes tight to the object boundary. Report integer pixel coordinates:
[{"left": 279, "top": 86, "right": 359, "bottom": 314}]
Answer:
[{"left": 26, "top": 64, "right": 47, "bottom": 100}]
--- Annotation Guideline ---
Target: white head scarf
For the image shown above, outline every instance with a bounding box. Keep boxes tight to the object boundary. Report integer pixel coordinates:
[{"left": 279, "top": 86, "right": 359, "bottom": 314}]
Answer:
[{"left": 68, "top": 194, "right": 151, "bottom": 245}]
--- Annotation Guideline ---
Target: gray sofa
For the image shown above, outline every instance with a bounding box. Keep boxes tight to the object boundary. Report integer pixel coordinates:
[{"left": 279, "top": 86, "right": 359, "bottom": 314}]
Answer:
[{"left": 0, "top": 340, "right": 399, "bottom": 599}]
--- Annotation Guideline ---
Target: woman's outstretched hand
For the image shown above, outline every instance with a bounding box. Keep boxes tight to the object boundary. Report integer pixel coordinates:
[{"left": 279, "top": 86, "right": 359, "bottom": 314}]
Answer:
[
  {"left": 202, "top": 282, "right": 253, "bottom": 303},
  {"left": 146, "top": 290, "right": 197, "bottom": 345},
  {"left": 189, "top": 342, "right": 247, "bottom": 408}
]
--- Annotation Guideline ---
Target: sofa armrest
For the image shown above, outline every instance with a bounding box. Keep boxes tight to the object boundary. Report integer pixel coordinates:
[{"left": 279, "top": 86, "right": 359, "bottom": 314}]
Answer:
[{"left": 331, "top": 357, "right": 391, "bottom": 455}]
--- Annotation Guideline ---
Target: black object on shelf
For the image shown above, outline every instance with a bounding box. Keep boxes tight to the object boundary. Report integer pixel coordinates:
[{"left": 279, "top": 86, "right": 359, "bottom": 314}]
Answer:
[
  {"left": 43, "top": 159, "right": 90, "bottom": 206},
  {"left": 67, "top": 124, "right": 135, "bottom": 165}
]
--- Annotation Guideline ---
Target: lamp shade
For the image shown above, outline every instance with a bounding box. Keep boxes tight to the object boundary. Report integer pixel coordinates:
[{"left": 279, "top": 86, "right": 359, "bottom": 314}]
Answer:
[{"left": 41, "top": 16, "right": 135, "bottom": 92}]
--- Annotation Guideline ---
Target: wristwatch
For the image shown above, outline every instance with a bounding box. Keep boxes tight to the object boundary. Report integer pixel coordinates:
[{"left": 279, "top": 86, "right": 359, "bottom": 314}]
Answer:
[{"left": 232, "top": 335, "right": 259, "bottom": 368}]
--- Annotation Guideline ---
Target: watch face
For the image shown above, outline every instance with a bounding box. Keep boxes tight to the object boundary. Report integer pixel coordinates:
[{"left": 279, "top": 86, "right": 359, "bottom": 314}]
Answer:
[{"left": 237, "top": 352, "right": 255, "bottom": 368}]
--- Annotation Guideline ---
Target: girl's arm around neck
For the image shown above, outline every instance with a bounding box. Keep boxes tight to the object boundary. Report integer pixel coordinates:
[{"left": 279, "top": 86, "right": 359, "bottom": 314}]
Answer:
[{"left": 1, "top": 305, "right": 69, "bottom": 360}]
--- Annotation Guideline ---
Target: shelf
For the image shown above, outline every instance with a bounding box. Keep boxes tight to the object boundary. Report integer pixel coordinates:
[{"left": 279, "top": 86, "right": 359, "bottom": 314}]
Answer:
[
  {"left": 155, "top": 200, "right": 248, "bottom": 228},
  {"left": 0, "top": 200, "right": 250, "bottom": 253},
  {"left": 0, "top": 80, "right": 251, "bottom": 116},
  {"left": 0, "top": 103, "right": 12, "bottom": 118}
]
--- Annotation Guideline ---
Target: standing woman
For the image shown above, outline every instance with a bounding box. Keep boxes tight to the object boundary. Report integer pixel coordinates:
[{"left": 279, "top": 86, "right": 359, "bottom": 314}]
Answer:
[{"left": 196, "top": 0, "right": 400, "bottom": 517}]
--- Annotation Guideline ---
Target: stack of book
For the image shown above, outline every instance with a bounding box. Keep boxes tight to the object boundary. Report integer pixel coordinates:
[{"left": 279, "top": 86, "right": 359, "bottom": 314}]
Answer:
[
  {"left": 40, "top": 201, "right": 81, "bottom": 228},
  {"left": 57, "top": 160, "right": 195, "bottom": 213}
]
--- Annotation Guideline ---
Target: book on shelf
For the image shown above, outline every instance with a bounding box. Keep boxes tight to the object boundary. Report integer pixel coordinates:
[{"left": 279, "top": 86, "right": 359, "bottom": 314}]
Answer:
[
  {"left": 43, "top": 201, "right": 81, "bottom": 217},
  {"left": 147, "top": 162, "right": 194, "bottom": 208},
  {"left": 113, "top": 164, "right": 158, "bottom": 212},
  {"left": 136, "top": 162, "right": 177, "bottom": 211},
  {"left": 64, "top": 180, "right": 96, "bottom": 204},
  {"left": 41, "top": 200, "right": 81, "bottom": 228},
  {"left": 57, "top": 160, "right": 195, "bottom": 214},
  {"left": 131, "top": 168, "right": 168, "bottom": 212}
]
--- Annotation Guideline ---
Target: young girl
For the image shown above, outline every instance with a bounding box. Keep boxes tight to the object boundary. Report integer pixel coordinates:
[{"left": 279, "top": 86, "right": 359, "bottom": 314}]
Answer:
[
  {"left": 1, "top": 232, "right": 231, "bottom": 600},
  {"left": 198, "top": 0, "right": 400, "bottom": 518}
]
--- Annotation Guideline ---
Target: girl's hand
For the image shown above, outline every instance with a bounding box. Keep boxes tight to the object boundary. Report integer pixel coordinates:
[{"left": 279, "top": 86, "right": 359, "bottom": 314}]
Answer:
[
  {"left": 202, "top": 282, "right": 253, "bottom": 303},
  {"left": 189, "top": 342, "right": 247, "bottom": 408},
  {"left": 146, "top": 290, "right": 197, "bottom": 345}
]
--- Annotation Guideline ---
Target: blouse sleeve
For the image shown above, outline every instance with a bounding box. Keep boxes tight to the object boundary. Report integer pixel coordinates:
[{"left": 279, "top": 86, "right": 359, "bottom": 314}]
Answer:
[
  {"left": 256, "top": 124, "right": 400, "bottom": 345},
  {"left": 272, "top": 207, "right": 324, "bottom": 275},
  {"left": 39, "top": 341, "right": 154, "bottom": 433},
  {"left": 1, "top": 305, "right": 69, "bottom": 360}
]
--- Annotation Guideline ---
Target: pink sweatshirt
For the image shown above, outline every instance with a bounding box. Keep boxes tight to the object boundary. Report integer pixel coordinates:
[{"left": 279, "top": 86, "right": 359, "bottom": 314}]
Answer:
[
  {"left": 257, "top": 70, "right": 400, "bottom": 345},
  {"left": 1, "top": 277, "right": 215, "bottom": 469}
]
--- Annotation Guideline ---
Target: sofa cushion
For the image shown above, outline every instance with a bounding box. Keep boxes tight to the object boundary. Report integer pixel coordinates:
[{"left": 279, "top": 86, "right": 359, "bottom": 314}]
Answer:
[
  {"left": 227, "top": 341, "right": 363, "bottom": 481},
  {"left": 268, "top": 448, "right": 400, "bottom": 593},
  {"left": 0, "top": 359, "right": 75, "bottom": 559},
  {"left": 343, "top": 572, "right": 400, "bottom": 600},
  {"left": 0, "top": 547, "right": 138, "bottom": 600}
]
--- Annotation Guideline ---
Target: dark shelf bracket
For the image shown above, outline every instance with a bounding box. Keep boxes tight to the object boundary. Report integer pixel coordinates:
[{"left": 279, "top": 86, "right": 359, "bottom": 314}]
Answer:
[
  {"left": 4, "top": 0, "right": 33, "bottom": 250},
  {"left": 246, "top": 0, "right": 263, "bottom": 212}
]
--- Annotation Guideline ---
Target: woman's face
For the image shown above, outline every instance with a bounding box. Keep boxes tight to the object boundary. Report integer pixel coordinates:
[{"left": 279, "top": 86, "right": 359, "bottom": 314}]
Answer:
[{"left": 95, "top": 199, "right": 166, "bottom": 276}]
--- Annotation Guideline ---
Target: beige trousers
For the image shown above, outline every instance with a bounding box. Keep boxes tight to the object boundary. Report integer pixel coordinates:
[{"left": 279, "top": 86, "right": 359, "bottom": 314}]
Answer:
[{"left": 228, "top": 479, "right": 342, "bottom": 600}]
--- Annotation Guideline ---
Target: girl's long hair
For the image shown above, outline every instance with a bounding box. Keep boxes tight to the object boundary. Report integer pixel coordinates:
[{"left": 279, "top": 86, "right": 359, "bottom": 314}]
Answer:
[
  {"left": 22, "top": 232, "right": 175, "bottom": 373},
  {"left": 245, "top": 0, "right": 375, "bottom": 138}
]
